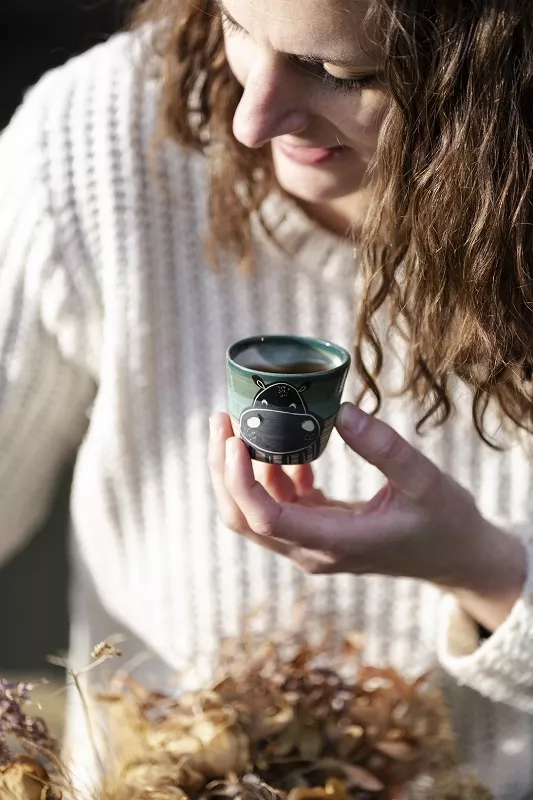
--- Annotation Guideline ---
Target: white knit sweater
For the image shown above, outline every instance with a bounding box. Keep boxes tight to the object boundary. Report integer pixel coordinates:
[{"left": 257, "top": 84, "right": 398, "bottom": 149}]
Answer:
[{"left": 2, "top": 32, "right": 533, "bottom": 799}]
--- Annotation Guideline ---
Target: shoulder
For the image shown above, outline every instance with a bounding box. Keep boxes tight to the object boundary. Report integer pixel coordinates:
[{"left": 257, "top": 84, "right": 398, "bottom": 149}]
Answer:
[
  {"left": 7, "top": 32, "right": 152, "bottom": 144},
  {"left": 4, "top": 30, "right": 209, "bottom": 276},
  {"left": 8, "top": 28, "right": 205, "bottom": 197},
  {"left": 22, "top": 31, "right": 166, "bottom": 181}
]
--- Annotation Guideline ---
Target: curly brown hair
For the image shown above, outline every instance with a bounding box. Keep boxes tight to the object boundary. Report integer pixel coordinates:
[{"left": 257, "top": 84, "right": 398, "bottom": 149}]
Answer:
[{"left": 132, "top": 0, "right": 533, "bottom": 445}]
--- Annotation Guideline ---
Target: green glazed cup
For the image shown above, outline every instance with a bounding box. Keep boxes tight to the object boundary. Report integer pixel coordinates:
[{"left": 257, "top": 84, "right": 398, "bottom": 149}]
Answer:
[{"left": 226, "top": 335, "right": 351, "bottom": 465}]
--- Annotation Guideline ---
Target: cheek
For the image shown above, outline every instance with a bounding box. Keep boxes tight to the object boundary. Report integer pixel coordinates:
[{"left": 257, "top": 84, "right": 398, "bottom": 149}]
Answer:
[{"left": 336, "top": 91, "right": 389, "bottom": 148}]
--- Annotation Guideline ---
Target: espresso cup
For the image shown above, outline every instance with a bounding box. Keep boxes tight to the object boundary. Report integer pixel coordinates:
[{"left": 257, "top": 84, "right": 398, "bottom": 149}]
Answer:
[{"left": 226, "top": 335, "right": 351, "bottom": 465}]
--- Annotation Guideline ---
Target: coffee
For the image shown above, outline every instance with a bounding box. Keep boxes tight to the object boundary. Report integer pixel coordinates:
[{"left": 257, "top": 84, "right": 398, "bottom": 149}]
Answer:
[
  {"left": 233, "top": 340, "right": 339, "bottom": 374},
  {"left": 243, "top": 361, "right": 331, "bottom": 374}
]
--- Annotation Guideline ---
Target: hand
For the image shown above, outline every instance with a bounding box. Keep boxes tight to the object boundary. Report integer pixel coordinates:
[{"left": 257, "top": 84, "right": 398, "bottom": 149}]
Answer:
[{"left": 209, "top": 404, "right": 527, "bottom": 631}]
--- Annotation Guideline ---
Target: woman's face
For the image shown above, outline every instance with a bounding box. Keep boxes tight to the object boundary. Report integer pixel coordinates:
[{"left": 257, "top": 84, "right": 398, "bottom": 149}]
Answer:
[{"left": 221, "top": 0, "right": 389, "bottom": 205}]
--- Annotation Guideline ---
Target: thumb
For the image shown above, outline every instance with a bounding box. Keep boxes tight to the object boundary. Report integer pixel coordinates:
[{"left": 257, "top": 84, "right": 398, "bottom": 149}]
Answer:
[{"left": 336, "top": 402, "right": 440, "bottom": 500}]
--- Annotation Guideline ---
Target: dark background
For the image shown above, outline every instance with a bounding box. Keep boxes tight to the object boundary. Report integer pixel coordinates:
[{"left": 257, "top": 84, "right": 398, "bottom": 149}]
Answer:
[{"left": 0, "top": 0, "right": 129, "bottom": 671}]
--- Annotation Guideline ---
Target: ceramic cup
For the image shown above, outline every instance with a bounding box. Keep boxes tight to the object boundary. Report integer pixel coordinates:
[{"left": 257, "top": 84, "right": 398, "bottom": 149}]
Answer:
[{"left": 226, "top": 335, "right": 351, "bottom": 465}]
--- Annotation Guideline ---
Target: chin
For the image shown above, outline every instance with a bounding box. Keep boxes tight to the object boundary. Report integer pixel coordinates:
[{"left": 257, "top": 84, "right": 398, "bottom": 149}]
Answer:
[
  {"left": 273, "top": 152, "right": 364, "bottom": 204},
  {"left": 275, "top": 170, "right": 357, "bottom": 203}
]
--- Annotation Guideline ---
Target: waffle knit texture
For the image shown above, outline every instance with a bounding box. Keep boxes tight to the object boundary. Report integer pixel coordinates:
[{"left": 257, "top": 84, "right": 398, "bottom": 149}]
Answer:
[{"left": 1, "top": 32, "right": 533, "bottom": 799}]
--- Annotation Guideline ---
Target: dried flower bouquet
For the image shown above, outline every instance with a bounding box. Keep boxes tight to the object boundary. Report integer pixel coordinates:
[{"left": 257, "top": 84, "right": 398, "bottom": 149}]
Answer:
[{"left": 0, "top": 634, "right": 492, "bottom": 800}]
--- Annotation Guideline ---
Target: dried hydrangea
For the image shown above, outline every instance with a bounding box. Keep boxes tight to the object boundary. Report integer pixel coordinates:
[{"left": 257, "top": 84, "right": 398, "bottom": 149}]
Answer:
[
  {"left": 0, "top": 634, "right": 494, "bottom": 800},
  {"left": 95, "top": 637, "right": 493, "bottom": 800}
]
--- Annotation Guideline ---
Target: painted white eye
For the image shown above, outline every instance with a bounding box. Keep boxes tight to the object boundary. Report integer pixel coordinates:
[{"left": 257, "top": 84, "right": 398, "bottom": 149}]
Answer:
[
  {"left": 289, "top": 403, "right": 297, "bottom": 410},
  {"left": 302, "top": 420, "right": 315, "bottom": 432},
  {"left": 261, "top": 399, "right": 268, "bottom": 406},
  {"left": 247, "top": 416, "right": 261, "bottom": 429}
]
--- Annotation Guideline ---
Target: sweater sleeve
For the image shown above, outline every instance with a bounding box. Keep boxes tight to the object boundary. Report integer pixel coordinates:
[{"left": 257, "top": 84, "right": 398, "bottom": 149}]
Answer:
[
  {"left": 0, "top": 79, "right": 96, "bottom": 567},
  {"left": 437, "top": 525, "right": 533, "bottom": 712}
]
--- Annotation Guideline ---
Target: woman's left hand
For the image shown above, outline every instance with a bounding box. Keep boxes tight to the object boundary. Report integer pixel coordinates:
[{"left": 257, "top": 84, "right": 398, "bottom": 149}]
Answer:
[{"left": 209, "top": 403, "right": 527, "bottom": 631}]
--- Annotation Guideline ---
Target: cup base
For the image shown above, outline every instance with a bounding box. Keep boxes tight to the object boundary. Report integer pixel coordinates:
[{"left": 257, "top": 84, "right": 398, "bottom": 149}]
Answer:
[
  {"left": 244, "top": 444, "right": 321, "bottom": 466},
  {"left": 230, "top": 416, "right": 335, "bottom": 465}
]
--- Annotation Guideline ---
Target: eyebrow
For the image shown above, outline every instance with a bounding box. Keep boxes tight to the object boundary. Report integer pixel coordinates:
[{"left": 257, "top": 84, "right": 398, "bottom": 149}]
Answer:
[{"left": 214, "top": 0, "right": 372, "bottom": 70}]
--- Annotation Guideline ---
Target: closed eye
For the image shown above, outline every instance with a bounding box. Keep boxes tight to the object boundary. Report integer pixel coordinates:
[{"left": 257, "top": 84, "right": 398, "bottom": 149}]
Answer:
[
  {"left": 219, "top": 8, "right": 381, "bottom": 95},
  {"left": 261, "top": 399, "right": 268, "bottom": 406}
]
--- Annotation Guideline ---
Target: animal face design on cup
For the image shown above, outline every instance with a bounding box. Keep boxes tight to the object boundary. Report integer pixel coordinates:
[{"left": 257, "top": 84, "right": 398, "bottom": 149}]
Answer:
[{"left": 239, "top": 377, "right": 324, "bottom": 464}]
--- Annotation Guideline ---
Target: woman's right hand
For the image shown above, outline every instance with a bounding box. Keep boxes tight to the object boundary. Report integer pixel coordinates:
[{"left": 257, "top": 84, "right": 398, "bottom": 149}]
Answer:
[{"left": 208, "top": 411, "right": 357, "bottom": 564}]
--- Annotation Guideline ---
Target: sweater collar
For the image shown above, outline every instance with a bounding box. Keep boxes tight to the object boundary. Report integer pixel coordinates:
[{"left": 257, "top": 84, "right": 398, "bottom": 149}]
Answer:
[{"left": 257, "top": 191, "right": 357, "bottom": 283}]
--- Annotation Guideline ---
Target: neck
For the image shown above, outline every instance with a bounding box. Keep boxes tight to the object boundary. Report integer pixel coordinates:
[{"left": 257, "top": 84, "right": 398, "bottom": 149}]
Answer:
[{"left": 296, "top": 187, "right": 372, "bottom": 238}]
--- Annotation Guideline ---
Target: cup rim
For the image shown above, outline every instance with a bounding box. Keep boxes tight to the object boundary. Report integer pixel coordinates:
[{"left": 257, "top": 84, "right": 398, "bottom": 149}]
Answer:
[{"left": 227, "top": 335, "right": 351, "bottom": 378}]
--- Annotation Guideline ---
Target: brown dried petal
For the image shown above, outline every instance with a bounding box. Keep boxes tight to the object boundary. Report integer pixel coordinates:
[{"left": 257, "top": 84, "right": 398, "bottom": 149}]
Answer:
[
  {"left": 336, "top": 726, "right": 365, "bottom": 759},
  {"left": 0, "top": 757, "right": 52, "bottom": 800},
  {"left": 121, "top": 759, "right": 190, "bottom": 797},
  {"left": 291, "top": 650, "right": 313, "bottom": 669},
  {"left": 297, "top": 724, "right": 323, "bottom": 761},
  {"left": 269, "top": 720, "right": 300, "bottom": 758},
  {"left": 358, "top": 667, "right": 411, "bottom": 696},
  {"left": 341, "top": 633, "right": 364, "bottom": 655},
  {"left": 288, "top": 786, "right": 328, "bottom": 800},
  {"left": 374, "top": 741, "right": 422, "bottom": 763},
  {"left": 187, "top": 725, "right": 250, "bottom": 778},
  {"left": 342, "top": 765, "right": 384, "bottom": 793},
  {"left": 348, "top": 705, "right": 387, "bottom": 729},
  {"left": 308, "top": 760, "right": 385, "bottom": 793},
  {"left": 175, "top": 762, "right": 208, "bottom": 794},
  {"left": 324, "top": 779, "right": 352, "bottom": 800},
  {"left": 158, "top": 735, "right": 204, "bottom": 759},
  {"left": 252, "top": 706, "right": 294, "bottom": 740}
]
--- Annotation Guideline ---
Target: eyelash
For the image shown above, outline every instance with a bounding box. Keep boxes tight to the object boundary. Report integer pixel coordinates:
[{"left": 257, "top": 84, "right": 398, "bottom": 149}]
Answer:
[
  {"left": 304, "top": 63, "right": 376, "bottom": 95},
  {"left": 221, "top": 15, "right": 375, "bottom": 95}
]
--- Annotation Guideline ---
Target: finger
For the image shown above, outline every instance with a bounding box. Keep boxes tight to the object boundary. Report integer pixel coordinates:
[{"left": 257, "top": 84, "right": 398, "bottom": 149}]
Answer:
[
  {"left": 336, "top": 403, "right": 440, "bottom": 500},
  {"left": 253, "top": 462, "right": 299, "bottom": 503},
  {"left": 238, "top": 527, "right": 296, "bottom": 559},
  {"left": 292, "top": 549, "right": 337, "bottom": 575},
  {"left": 225, "top": 437, "right": 371, "bottom": 552},
  {"left": 209, "top": 418, "right": 299, "bottom": 560},
  {"left": 283, "top": 463, "right": 315, "bottom": 496},
  {"left": 208, "top": 413, "right": 249, "bottom": 533},
  {"left": 225, "top": 437, "right": 283, "bottom": 537}
]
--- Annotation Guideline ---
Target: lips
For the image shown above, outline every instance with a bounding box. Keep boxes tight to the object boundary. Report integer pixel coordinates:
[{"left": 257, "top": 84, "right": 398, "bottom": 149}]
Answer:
[{"left": 276, "top": 140, "right": 346, "bottom": 166}]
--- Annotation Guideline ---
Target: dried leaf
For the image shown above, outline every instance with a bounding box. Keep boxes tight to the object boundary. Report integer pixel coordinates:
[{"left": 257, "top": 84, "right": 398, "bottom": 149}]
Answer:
[
  {"left": 340, "top": 764, "right": 384, "bottom": 793},
  {"left": 187, "top": 725, "right": 250, "bottom": 777},
  {"left": 288, "top": 786, "right": 329, "bottom": 800},
  {"left": 374, "top": 741, "right": 421, "bottom": 763},
  {"left": 250, "top": 705, "right": 294, "bottom": 740},
  {"left": 324, "top": 779, "right": 351, "bottom": 800},
  {"left": 341, "top": 634, "right": 364, "bottom": 656},
  {"left": 269, "top": 720, "right": 300, "bottom": 758},
  {"left": 0, "top": 757, "right": 52, "bottom": 800},
  {"left": 121, "top": 759, "right": 190, "bottom": 797},
  {"left": 336, "top": 726, "right": 364, "bottom": 759},
  {"left": 290, "top": 649, "right": 314, "bottom": 670},
  {"left": 297, "top": 723, "right": 323, "bottom": 761},
  {"left": 174, "top": 762, "right": 207, "bottom": 794}
]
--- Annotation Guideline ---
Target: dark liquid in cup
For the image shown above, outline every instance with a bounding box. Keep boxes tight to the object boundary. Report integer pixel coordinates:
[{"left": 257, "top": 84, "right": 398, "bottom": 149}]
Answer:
[{"left": 244, "top": 361, "right": 331, "bottom": 374}]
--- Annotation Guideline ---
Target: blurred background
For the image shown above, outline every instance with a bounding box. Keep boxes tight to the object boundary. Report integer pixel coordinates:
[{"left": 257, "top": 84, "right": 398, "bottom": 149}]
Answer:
[{"left": 0, "top": 0, "right": 131, "bottom": 681}]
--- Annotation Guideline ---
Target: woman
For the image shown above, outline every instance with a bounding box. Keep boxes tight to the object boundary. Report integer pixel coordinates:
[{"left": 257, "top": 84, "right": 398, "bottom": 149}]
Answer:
[{"left": 0, "top": 0, "right": 532, "bottom": 795}]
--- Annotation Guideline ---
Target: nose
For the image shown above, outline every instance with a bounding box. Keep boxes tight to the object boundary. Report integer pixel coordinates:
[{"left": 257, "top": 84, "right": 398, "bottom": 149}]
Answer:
[{"left": 233, "top": 55, "right": 310, "bottom": 149}]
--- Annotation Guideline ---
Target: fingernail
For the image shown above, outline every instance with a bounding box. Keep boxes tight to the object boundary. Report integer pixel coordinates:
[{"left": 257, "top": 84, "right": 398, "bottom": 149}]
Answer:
[{"left": 337, "top": 403, "right": 368, "bottom": 435}]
